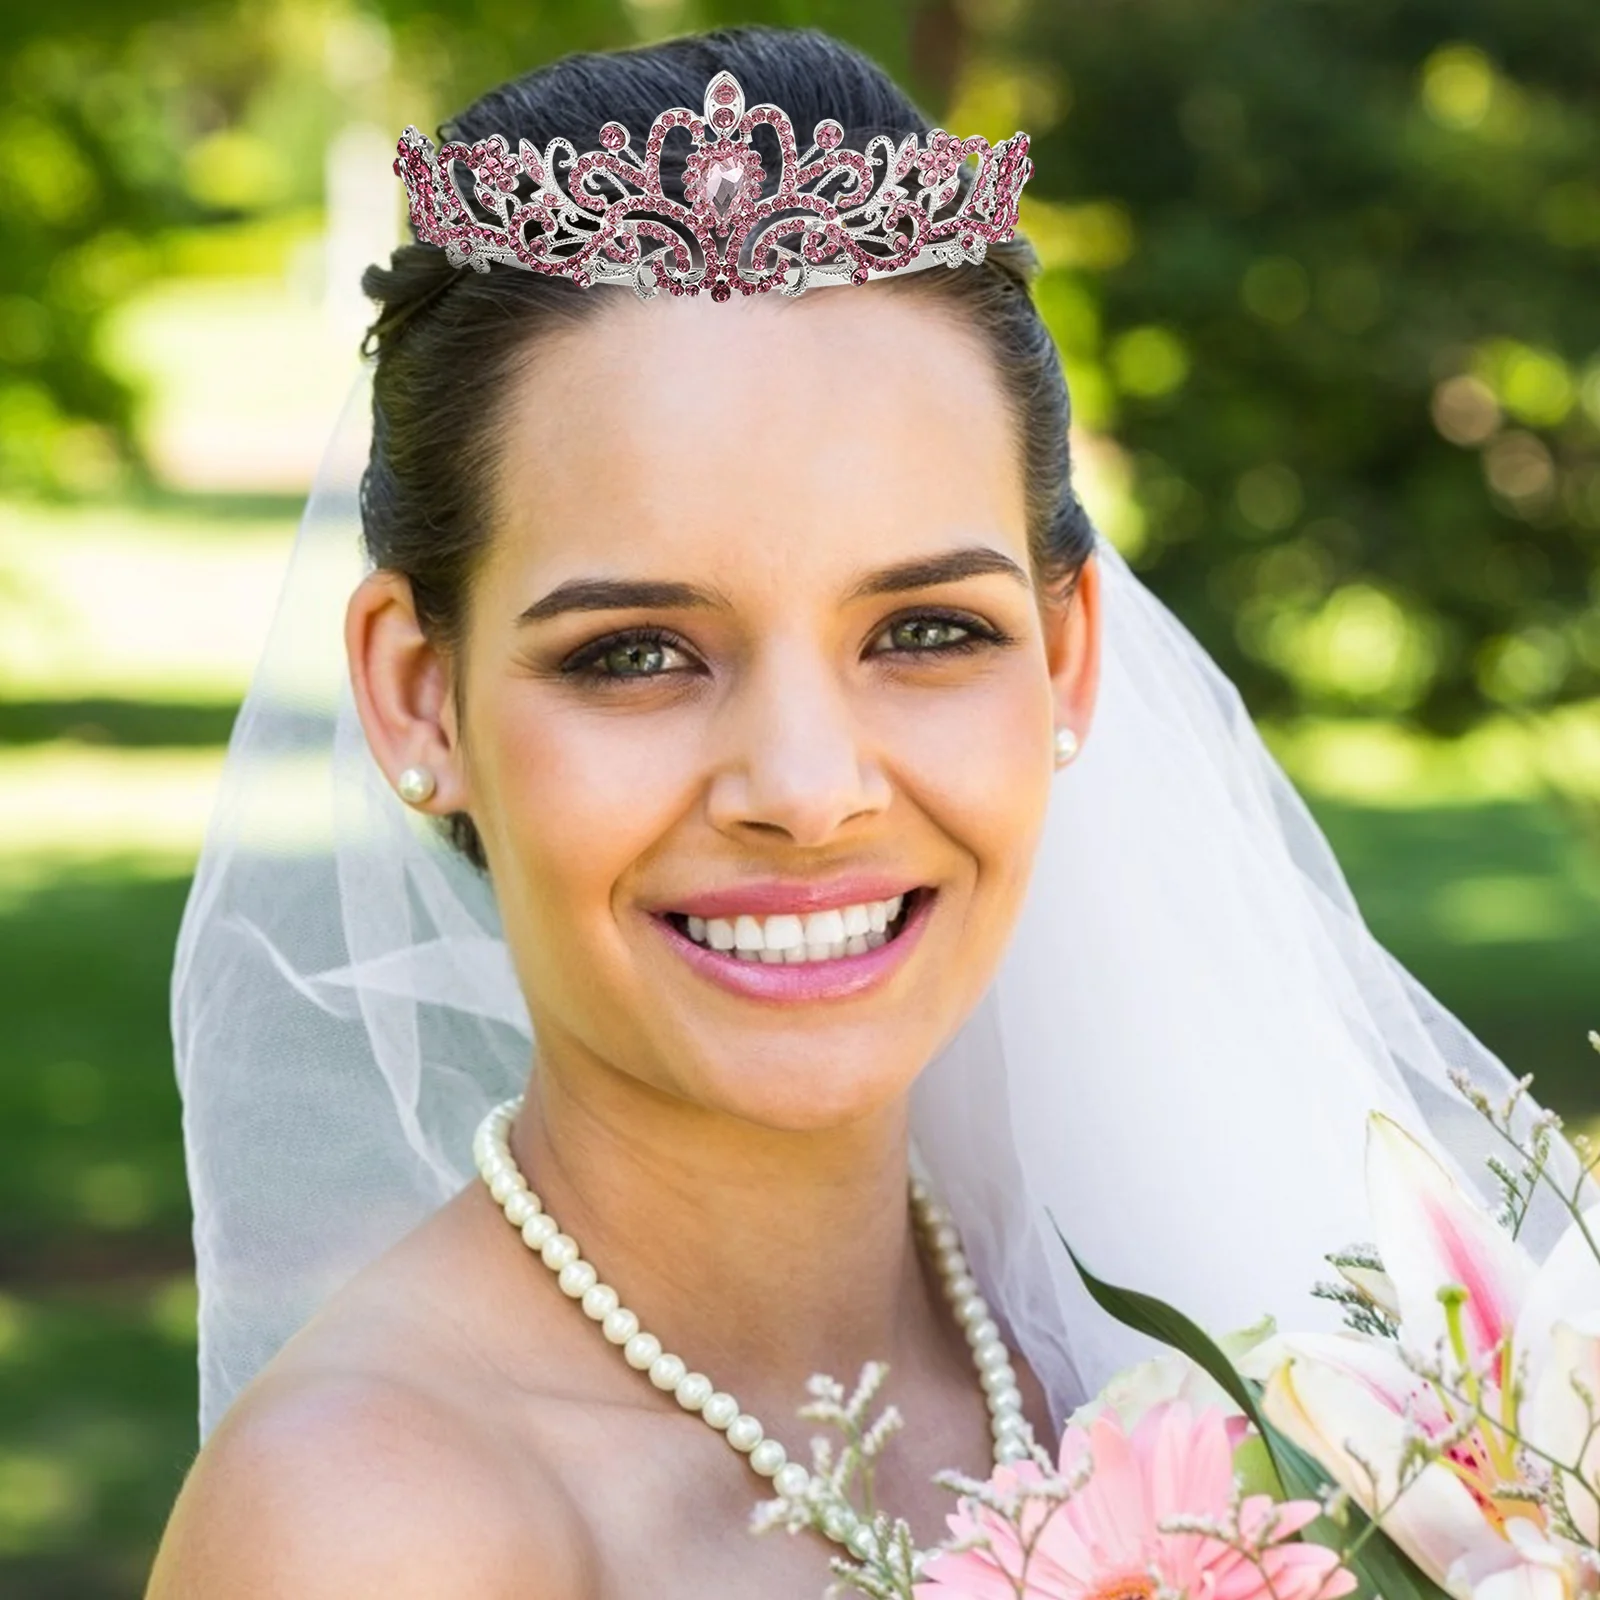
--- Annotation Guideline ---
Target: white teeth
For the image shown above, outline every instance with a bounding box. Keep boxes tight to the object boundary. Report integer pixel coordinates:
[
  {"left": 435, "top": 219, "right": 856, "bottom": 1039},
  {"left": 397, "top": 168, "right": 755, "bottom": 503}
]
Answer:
[
  {"left": 764, "top": 914, "right": 803, "bottom": 952},
  {"left": 678, "top": 894, "right": 917, "bottom": 962}
]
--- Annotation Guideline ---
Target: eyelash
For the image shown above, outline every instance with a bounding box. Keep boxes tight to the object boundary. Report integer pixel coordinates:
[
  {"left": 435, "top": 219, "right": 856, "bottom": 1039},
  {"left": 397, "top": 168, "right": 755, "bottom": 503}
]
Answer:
[{"left": 557, "top": 610, "right": 1012, "bottom": 683}]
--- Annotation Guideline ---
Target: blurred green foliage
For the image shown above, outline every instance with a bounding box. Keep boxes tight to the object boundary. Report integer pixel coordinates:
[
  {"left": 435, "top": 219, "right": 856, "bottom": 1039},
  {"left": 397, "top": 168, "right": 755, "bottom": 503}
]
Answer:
[{"left": 1012, "top": 0, "right": 1600, "bottom": 729}]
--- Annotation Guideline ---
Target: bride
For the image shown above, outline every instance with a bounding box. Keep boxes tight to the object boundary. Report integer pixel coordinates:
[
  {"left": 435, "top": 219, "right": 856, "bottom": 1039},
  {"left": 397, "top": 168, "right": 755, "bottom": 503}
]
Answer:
[{"left": 146, "top": 23, "right": 1560, "bottom": 1598}]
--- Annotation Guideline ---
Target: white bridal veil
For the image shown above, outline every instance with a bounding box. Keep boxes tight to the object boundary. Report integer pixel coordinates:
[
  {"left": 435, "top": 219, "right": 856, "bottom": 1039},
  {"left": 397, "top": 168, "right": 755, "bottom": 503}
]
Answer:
[{"left": 173, "top": 360, "right": 1583, "bottom": 1442}]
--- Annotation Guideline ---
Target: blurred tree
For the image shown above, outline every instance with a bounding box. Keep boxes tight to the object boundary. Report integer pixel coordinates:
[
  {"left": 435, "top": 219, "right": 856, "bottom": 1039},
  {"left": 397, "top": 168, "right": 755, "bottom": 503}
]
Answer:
[
  {"left": 995, "top": 0, "right": 1600, "bottom": 728},
  {"left": 0, "top": 0, "right": 364, "bottom": 495}
]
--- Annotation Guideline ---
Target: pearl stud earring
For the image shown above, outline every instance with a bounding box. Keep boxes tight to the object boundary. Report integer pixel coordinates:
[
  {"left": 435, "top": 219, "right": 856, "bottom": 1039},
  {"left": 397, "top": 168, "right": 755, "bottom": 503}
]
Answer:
[
  {"left": 396, "top": 765, "right": 437, "bottom": 806},
  {"left": 1053, "top": 727, "right": 1080, "bottom": 768}
]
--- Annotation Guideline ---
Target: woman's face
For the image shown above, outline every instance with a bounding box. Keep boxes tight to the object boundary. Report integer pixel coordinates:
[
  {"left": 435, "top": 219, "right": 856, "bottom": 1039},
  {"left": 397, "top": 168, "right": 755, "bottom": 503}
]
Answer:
[{"left": 357, "top": 285, "right": 1099, "bottom": 1132}]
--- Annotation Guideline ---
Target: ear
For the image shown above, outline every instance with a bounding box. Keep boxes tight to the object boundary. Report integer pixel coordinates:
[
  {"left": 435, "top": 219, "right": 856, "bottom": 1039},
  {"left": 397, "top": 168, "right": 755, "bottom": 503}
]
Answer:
[
  {"left": 345, "top": 570, "right": 470, "bottom": 814},
  {"left": 1039, "top": 554, "right": 1103, "bottom": 753}
]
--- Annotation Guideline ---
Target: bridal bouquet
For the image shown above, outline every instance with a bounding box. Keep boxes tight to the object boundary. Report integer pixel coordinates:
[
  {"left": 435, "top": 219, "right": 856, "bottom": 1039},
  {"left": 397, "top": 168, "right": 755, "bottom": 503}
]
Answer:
[{"left": 761, "top": 1043, "right": 1600, "bottom": 1600}]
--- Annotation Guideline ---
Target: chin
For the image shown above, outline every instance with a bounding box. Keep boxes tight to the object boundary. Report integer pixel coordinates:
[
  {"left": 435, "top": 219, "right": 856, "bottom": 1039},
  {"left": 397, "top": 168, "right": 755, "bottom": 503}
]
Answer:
[{"left": 690, "top": 1047, "right": 926, "bottom": 1134}]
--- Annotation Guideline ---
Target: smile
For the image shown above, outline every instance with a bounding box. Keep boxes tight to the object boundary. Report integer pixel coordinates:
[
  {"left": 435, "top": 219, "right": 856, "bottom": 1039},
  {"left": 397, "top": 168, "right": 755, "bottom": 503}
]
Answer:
[
  {"left": 651, "top": 888, "right": 932, "bottom": 1003},
  {"left": 665, "top": 893, "right": 910, "bottom": 964}
]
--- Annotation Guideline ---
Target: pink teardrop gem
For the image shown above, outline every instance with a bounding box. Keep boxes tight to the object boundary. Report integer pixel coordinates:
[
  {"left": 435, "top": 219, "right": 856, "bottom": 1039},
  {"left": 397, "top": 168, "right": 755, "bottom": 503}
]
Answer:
[{"left": 704, "top": 157, "right": 746, "bottom": 215}]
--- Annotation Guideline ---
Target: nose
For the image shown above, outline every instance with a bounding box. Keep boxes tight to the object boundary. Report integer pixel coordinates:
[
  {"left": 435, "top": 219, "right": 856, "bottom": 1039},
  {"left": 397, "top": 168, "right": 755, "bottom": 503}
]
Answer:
[{"left": 706, "top": 654, "right": 892, "bottom": 848}]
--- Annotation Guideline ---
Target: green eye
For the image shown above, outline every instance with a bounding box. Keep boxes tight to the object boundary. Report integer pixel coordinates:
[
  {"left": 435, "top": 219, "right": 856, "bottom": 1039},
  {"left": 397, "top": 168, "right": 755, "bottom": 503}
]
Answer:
[
  {"left": 561, "top": 629, "right": 695, "bottom": 681},
  {"left": 600, "top": 639, "right": 669, "bottom": 677},
  {"left": 887, "top": 616, "right": 972, "bottom": 651}
]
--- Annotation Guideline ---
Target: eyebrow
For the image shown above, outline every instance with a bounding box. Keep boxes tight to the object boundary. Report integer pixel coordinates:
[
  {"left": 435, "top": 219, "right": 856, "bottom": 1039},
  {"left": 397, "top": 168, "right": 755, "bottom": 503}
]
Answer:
[
  {"left": 516, "top": 544, "right": 1030, "bottom": 626},
  {"left": 845, "top": 546, "right": 1032, "bottom": 600},
  {"left": 517, "top": 578, "right": 726, "bottom": 625}
]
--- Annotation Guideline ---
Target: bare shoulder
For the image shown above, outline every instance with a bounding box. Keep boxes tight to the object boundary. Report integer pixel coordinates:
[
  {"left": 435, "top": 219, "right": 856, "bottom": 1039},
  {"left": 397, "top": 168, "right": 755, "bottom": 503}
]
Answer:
[{"left": 146, "top": 1364, "right": 597, "bottom": 1599}]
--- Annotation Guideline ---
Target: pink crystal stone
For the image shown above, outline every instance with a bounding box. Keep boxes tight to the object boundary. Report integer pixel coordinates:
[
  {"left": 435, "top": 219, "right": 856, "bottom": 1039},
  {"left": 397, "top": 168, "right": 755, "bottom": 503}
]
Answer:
[
  {"left": 598, "top": 121, "right": 628, "bottom": 151},
  {"left": 703, "top": 157, "right": 746, "bottom": 214}
]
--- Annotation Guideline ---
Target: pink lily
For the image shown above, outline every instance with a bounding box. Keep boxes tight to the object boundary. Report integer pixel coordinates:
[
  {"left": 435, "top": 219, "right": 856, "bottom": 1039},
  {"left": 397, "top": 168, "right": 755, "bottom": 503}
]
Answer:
[{"left": 1243, "top": 1114, "right": 1600, "bottom": 1597}]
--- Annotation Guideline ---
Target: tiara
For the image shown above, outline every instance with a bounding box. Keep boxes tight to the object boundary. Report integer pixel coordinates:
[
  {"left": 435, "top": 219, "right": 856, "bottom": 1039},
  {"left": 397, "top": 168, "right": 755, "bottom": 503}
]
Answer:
[{"left": 393, "top": 69, "right": 1032, "bottom": 302}]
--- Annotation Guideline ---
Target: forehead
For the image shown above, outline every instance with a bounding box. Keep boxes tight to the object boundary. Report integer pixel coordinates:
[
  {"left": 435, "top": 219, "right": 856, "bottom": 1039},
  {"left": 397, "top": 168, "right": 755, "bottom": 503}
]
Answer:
[{"left": 490, "top": 284, "right": 1028, "bottom": 587}]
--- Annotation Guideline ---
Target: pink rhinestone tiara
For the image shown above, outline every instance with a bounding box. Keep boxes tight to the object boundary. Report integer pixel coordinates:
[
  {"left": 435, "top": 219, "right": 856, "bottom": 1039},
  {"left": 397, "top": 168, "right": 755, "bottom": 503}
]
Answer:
[{"left": 393, "top": 68, "right": 1033, "bottom": 302}]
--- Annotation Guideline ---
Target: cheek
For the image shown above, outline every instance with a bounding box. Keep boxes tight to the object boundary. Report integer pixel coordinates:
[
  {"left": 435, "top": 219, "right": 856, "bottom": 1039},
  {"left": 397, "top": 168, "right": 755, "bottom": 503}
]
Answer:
[
  {"left": 467, "top": 690, "right": 700, "bottom": 932},
  {"left": 878, "top": 656, "right": 1055, "bottom": 897}
]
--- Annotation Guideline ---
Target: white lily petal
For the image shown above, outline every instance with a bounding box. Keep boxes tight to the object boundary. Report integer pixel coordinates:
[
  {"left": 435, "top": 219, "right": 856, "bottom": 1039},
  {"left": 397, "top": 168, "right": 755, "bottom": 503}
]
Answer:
[
  {"left": 1367, "top": 1113, "right": 1533, "bottom": 1365},
  {"left": 1459, "top": 1557, "right": 1570, "bottom": 1600},
  {"left": 1513, "top": 1206, "right": 1600, "bottom": 1382},
  {"left": 1258, "top": 1332, "right": 1508, "bottom": 1595},
  {"left": 1523, "top": 1318, "right": 1600, "bottom": 1544},
  {"left": 1337, "top": 1260, "right": 1402, "bottom": 1319}
]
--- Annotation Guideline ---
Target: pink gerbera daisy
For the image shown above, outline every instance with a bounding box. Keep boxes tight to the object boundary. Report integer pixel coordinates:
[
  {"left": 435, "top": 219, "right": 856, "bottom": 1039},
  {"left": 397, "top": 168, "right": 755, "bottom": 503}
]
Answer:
[{"left": 915, "top": 1401, "right": 1355, "bottom": 1600}]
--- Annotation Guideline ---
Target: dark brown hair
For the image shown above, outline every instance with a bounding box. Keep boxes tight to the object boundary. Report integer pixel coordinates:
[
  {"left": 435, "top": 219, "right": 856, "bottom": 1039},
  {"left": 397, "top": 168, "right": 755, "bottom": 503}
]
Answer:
[{"left": 361, "top": 24, "right": 1093, "bottom": 866}]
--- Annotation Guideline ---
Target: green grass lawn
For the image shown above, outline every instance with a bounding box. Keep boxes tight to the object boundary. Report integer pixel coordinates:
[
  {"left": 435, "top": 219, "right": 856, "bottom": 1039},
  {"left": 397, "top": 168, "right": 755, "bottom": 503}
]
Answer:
[{"left": 0, "top": 501, "right": 1596, "bottom": 1596}]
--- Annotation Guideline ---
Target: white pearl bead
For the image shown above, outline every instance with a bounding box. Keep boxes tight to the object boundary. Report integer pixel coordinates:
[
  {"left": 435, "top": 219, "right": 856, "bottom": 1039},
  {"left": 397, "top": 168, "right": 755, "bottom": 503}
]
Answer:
[
  {"left": 929, "top": 1223, "right": 961, "bottom": 1253},
  {"left": 581, "top": 1283, "right": 618, "bottom": 1321},
  {"left": 503, "top": 1190, "right": 540, "bottom": 1228},
  {"left": 558, "top": 1260, "right": 597, "bottom": 1298},
  {"left": 602, "top": 1307, "right": 639, "bottom": 1345},
  {"left": 725, "top": 1414, "right": 763, "bottom": 1453},
  {"left": 946, "top": 1273, "right": 978, "bottom": 1301},
  {"left": 955, "top": 1294, "right": 989, "bottom": 1326},
  {"left": 996, "top": 1436, "right": 1031, "bottom": 1463},
  {"left": 988, "top": 1384, "right": 1023, "bottom": 1415},
  {"left": 976, "top": 1338, "right": 1010, "bottom": 1372},
  {"left": 649, "top": 1353, "right": 686, "bottom": 1392},
  {"left": 624, "top": 1332, "right": 662, "bottom": 1371},
  {"left": 541, "top": 1233, "right": 580, "bottom": 1271},
  {"left": 675, "top": 1372, "right": 713, "bottom": 1412},
  {"left": 489, "top": 1169, "right": 520, "bottom": 1205},
  {"left": 992, "top": 1412, "right": 1031, "bottom": 1441},
  {"left": 521, "top": 1214, "right": 558, "bottom": 1250},
  {"left": 750, "top": 1439, "right": 787, "bottom": 1477},
  {"left": 701, "top": 1392, "right": 739, "bottom": 1430},
  {"left": 773, "top": 1461, "right": 810, "bottom": 1498},
  {"left": 981, "top": 1364, "right": 1018, "bottom": 1395},
  {"left": 966, "top": 1316, "right": 1000, "bottom": 1347}
]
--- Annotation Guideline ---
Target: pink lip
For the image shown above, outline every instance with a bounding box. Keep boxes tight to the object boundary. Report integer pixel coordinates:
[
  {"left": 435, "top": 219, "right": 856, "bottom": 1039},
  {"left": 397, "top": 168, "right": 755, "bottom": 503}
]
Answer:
[
  {"left": 652, "top": 891, "right": 934, "bottom": 1005},
  {"left": 656, "top": 876, "right": 922, "bottom": 919}
]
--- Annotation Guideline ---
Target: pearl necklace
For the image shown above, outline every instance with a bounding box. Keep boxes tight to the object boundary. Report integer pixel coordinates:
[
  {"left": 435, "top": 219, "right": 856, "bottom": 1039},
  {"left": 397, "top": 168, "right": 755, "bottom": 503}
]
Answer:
[{"left": 473, "top": 1096, "right": 1033, "bottom": 1561}]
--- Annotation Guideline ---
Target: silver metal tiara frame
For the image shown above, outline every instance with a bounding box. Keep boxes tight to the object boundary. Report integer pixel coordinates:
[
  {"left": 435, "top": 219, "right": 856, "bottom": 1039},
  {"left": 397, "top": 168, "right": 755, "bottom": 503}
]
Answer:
[{"left": 394, "top": 69, "right": 1033, "bottom": 300}]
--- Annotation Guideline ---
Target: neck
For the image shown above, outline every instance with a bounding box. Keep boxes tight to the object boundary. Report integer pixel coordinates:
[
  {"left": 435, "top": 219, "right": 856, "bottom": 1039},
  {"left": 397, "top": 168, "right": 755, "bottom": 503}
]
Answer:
[{"left": 509, "top": 1049, "right": 943, "bottom": 1421}]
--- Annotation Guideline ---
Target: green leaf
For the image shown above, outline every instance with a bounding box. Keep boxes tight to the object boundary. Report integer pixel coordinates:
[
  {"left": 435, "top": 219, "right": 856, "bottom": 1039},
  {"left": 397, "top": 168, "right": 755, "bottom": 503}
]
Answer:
[
  {"left": 1054, "top": 1223, "right": 1269, "bottom": 1429},
  {"left": 1052, "top": 1221, "right": 1457, "bottom": 1600}
]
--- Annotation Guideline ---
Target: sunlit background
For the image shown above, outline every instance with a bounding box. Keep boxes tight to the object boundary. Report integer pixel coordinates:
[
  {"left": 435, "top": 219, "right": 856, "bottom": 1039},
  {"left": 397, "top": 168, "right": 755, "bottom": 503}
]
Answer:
[{"left": 1, "top": 0, "right": 1597, "bottom": 1591}]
